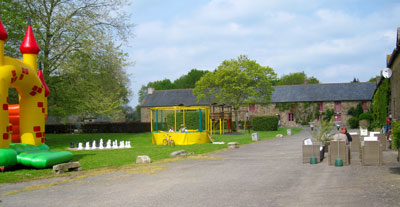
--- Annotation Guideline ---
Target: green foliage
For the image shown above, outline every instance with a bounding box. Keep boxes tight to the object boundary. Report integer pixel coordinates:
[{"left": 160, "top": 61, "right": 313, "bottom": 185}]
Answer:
[
  {"left": 194, "top": 55, "right": 277, "bottom": 128},
  {"left": 275, "top": 103, "right": 297, "bottom": 112},
  {"left": 348, "top": 117, "right": 359, "bottom": 129},
  {"left": 323, "top": 109, "right": 335, "bottom": 121},
  {"left": 49, "top": 41, "right": 131, "bottom": 120},
  {"left": 372, "top": 79, "right": 390, "bottom": 128},
  {"left": 0, "top": 0, "right": 28, "bottom": 58},
  {"left": 276, "top": 72, "right": 319, "bottom": 85},
  {"left": 194, "top": 55, "right": 277, "bottom": 109},
  {"left": 392, "top": 121, "right": 400, "bottom": 149},
  {"left": 138, "top": 69, "right": 208, "bottom": 103},
  {"left": 275, "top": 102, "right": 318, "bottom": 123},
  {"left": 173, "top": 69, "right": 208, "bottom": 89},
  {"left": 313, "top": 118, "right": 335, "bottom": 143},
  {"left": 252, "top": 116, "right": 279, "bottom": 131},
  {"left": 347, "top": 103, "right": 364, "bottom": 117},
  {"left": 358, "top": 113, "right": 373, "bottom": 122},
  {"left": 2, "top": 0, "right": 133, "bottom": 120}
]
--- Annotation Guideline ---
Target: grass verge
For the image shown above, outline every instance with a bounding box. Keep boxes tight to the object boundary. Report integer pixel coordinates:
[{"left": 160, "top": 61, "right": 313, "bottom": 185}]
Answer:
[{"left": 0, "top": 128, "right": 302, "bottom": 184}]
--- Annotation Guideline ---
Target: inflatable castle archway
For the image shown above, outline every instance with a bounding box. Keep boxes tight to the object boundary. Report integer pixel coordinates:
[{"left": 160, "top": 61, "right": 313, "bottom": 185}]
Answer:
[{"left": 0, "top": 18, "right": 72, "bottom": 169}]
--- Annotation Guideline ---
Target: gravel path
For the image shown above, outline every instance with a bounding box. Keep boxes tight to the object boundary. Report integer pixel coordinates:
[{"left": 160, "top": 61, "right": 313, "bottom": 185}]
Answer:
[{"left": 1, "top": 128, "right": 400, "bottom": 207}]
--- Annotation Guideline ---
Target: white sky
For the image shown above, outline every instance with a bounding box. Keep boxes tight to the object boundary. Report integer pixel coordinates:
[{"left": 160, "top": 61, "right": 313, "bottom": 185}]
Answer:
[{"left": 125, "top": 0, "right": 400, "bottom": 107}]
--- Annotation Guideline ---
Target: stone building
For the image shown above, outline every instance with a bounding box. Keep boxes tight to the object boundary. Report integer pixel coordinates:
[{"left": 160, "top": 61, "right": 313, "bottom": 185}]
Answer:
[
  {"left": 141, "top": 82, "right": 376, "bottom": 127},
  {"left": 387, "top": 27, "right": 400, "bottom": 121}
]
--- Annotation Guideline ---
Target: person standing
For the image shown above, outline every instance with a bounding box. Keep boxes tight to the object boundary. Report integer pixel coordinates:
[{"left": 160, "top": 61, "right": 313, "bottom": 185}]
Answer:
[{"left": 386, "top": 114, "right": 392, "bottom": 134}]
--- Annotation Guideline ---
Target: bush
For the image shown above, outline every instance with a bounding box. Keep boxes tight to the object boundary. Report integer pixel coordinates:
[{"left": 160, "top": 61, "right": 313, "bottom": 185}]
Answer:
[
  {"left": 252, "top": 116, "right": 278, "bottom": 131},
  {"left": 358, "top": 113, "right": 373, "bottom": 122},
  {"left": 301, "top": 121, "right": 309, "bottom": 126},
  {"left": 348, "top": 117, "right": 359, "bottom": 129},
  {"left": 347, "top": 103, "right": 364, "bottom": 117},
  {"left": 81, "top": 122, "right": 151, "bottom": 133},
  {"left": 392, "top": 121, "right": 400, "bottom": 149}
]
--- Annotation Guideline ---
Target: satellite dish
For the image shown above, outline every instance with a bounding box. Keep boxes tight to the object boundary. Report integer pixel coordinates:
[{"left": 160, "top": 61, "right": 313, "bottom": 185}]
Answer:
[{"left": 382, "top": 68, "right": 392, "bottom": 78}]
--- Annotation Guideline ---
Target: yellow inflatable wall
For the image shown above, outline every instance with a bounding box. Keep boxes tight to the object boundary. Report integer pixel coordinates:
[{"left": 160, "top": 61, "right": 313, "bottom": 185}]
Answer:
[{"left": 0, "top": 19, "right": 49, "bottom": 148}]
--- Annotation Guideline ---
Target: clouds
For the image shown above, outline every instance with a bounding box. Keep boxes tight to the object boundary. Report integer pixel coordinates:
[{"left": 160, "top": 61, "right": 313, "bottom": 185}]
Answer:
[{"left": 127, "top": 0, "right": 400, "bottom": 106}]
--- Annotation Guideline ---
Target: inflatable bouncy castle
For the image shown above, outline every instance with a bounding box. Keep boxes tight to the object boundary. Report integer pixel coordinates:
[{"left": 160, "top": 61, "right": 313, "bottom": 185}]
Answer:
[{"left": 0, "top": 18, "right": 72, "bottom": 170}]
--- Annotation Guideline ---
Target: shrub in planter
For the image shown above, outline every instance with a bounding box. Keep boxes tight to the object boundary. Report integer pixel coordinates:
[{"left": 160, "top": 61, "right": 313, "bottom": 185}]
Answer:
[
  {"left": 252, "top": 116, "right": 278, "bottom": 131},
  {"left": 348, "top": 117, "right": 359, "bottom": 129}
]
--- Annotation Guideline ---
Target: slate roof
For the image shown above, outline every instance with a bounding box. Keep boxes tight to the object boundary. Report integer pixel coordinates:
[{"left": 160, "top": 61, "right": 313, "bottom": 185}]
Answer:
[
  {"left": 141, "top": 89, "right": 212, "bottom": 107},
  {"left": 271, "top": 82, "right": 376, "bottom": 103},
  {"left": 141, "top": 82, "right": 377, "bottom": 107}
]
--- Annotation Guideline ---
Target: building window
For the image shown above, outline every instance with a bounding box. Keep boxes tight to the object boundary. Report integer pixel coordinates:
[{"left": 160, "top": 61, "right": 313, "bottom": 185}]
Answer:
[
  {"left": 288, "top": 112, "right": 294, "bottom": 121},
  {"left": 319, "top": 102, "right": 323, "bottom": 111},
  {"left": 334, "top": 101, "right": 342, "bottom": 112},
  {"left": 249, "top": 104, "right": 255, "bottom": 111},
  {"left": 361, "top": 101, "right": 367, "bottom": 110}
]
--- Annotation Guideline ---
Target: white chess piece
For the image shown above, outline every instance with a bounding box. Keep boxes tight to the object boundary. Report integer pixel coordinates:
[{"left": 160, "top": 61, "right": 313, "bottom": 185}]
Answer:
[
  {"left": 125, "top": 141, "right": 131, "bottom": 148},
  {"left": 106, "top": 139, "right": 112, "bottom": 149},
  {"left": 112, "top": 140, "right": 118, "bottom": 149},
  {"left": 91, "top": 140, "right": 97, "bottom": 150},
  {"left": 99, "top": 139, "right": 104, "bottom": 149},
  {"left": 120, "top": 141, "right": 125, "bottom": 148},
  {"left": 85, "top": 142, "right": 91, "bottom": 150},
  {"left": 77, "top": 142, "right": 83, "bottom": 150}
]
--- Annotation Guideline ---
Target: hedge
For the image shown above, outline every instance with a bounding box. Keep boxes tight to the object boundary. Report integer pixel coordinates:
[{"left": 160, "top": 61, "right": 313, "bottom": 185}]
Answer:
[
  {"left": 348, "top": 117, "right": 359, "bottom": 129},
  {"left": 359, "top": 113, "right": 373, "bottom": 122},
  {"left": 46, "top": 124, "right": 76, "bottom": 134},
  {"left": 80, "top": 122, "right": 150, "bottom": 133},
  {"left": 252, "top": 116, "right": 279, "bottom": 131}
]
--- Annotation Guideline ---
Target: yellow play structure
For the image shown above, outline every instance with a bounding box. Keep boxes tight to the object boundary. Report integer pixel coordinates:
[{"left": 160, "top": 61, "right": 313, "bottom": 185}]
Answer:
[
  {"left": 0, "top": 18, "right": 72, "bottom": 169},
  {"left": 151, "top": 106, "right": 212, "bottom": 145}
]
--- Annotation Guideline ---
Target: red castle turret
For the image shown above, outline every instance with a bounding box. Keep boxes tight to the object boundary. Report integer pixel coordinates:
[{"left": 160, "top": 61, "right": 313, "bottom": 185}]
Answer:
[
  {"left": 19, "top": 20, "right": 40, "bottom": 54},
  {"left": 0, "top": 19, "right": 8, "bottom": 41}
]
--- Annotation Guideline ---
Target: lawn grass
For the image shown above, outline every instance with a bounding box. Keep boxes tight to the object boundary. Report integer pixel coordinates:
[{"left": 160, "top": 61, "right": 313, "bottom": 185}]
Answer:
[{"left": 0, "top": 128, "right": 302, "bottom": 184}]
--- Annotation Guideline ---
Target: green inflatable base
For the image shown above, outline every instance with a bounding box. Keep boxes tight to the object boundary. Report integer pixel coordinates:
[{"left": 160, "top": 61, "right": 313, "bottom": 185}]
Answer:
[{"left": 0, "top": 143, "right": 73, "bottom": 169}]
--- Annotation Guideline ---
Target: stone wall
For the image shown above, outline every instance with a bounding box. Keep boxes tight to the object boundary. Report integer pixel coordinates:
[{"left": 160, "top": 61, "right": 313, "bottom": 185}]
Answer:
[{"left": 390, "top": 52, "right": 400, "bottom": 121}]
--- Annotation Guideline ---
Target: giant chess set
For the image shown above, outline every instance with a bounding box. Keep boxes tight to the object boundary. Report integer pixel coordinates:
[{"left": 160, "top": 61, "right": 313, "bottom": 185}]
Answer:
[{"left": 69, "top": 139, "right": 132, "bottom": 150}]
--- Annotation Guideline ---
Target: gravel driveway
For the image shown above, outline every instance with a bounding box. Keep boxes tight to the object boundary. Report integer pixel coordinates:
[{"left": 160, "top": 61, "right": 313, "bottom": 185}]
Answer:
[{"left": 1, "top": 128, "right": 400, "bottom": 207}]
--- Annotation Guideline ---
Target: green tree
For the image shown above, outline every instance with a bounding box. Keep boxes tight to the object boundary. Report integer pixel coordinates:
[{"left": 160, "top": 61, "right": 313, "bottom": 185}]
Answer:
[
  {"left": 193, "top": 55, "right": 277, "bottom": 128},
  {"left": 173, "top": 69, "right": 208, "bottom": 89},
  {"left": 276, "top": 72, "right": 319, "bottom": 85},
  {"left": 50, "top": 40, "right": 130, "bottom": 120},
  {"left": 138, "top": 79, "right": 175, "bottom": 104},
  {"left": 372, "top": 79, "right": 390, "bottom": 127},
  {"left": 1, "top": 0, "right": 133, "bottom": 120}
]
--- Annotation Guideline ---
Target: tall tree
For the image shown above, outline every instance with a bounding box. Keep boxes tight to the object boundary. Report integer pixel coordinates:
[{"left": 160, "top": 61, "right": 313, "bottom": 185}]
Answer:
[
  {"left": 1, "top": 0, "right": 133, "bottom": 120},
  {"left": 138, "top": 79, "right": 175, "bottom": 104},
  {"left": 193, "top": 55, "right": 277, "bottom": 127},
  {"left": 173, "top": 69, "right": 208, "bottom": 89},
  {"left": 276, "top": 72, "right": 319, "bottom": 85}
]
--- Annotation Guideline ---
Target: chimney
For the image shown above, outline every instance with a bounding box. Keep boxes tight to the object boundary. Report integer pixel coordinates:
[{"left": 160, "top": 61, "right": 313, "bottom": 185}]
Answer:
[
  {"left": 387, "top": 54, "right": 391, "bottom": 66},
  {"left": 147, "top": 88, "right": 154, "bottom": 95}
]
